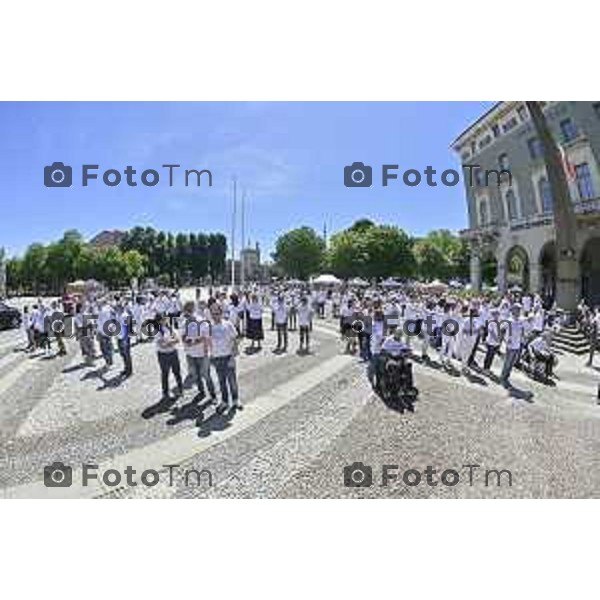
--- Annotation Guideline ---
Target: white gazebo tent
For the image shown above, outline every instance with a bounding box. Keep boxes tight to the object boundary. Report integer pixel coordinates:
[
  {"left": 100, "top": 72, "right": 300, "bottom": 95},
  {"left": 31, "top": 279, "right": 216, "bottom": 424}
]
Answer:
[
  {"left": 348, "top": 277, "right": 369, "bottom": 288},
  {"left": 381, "top": 277, "right": 401, "bottom": 289},
  {"left": 312, "top": 273, "right": 342, "bottom": 287}
]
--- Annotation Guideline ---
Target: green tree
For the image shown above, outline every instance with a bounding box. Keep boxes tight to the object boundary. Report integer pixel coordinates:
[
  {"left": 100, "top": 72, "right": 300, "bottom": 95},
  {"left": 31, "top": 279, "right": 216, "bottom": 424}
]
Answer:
[
  {"left": 122, "top": 250, "right": 147, "bottom": 286},
  {"left": 273, "top": 227, "right": 326, "bottom": 280},
  {"left": 413, "top": 239, "right": 447, "bottom": 280},
  {"left": 21, "top": 243, "right": 48, "bottom": 294},
  {"left": 6, "top": 257, "right": 23, "bottom": 293},
  {"left": 328, "top": 221, "right": 414, "bottom": 279},
  {"left": 412, "top": 229, "right": 470, "bottom": 281}
]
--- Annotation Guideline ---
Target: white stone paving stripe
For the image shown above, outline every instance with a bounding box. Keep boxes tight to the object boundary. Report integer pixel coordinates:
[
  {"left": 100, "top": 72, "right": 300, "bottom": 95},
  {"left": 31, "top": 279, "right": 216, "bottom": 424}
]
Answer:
[
  {"left": 0, "top": 353, "right": 354, "bottom": 498},
  {"left": 0, "top": 354, "right": 35, "bottom": 397}
]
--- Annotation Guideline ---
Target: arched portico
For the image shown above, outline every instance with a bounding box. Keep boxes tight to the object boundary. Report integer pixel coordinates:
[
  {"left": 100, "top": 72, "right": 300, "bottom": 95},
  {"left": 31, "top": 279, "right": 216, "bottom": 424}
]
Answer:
[
  {"left": 539, "top": 241, "right": 556, "bottom": 303},
  {"left": 504, "top": 245, "right": 530, "bottom": 292}
]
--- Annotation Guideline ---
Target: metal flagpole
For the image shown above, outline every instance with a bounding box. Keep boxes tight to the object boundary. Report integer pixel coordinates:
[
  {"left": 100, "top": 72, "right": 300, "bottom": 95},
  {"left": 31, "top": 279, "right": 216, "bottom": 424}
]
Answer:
[
  {"left": 241, "top": 190, "right": 246, "bottom": 288},
  {"left": 231, "top": 178, "right": 237, "bottom": 290}
]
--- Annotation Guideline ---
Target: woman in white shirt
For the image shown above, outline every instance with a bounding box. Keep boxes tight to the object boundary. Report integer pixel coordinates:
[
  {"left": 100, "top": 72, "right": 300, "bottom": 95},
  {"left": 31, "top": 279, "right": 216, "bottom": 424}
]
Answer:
[{"left": 245, "top": 293, "right": 264, "bottom": 352}]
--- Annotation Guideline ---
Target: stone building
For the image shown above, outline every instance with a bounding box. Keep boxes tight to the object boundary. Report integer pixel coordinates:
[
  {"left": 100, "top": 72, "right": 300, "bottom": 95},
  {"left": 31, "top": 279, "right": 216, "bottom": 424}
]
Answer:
[{"left": 452, "top": 101, "right": 600, "bottom": 306}]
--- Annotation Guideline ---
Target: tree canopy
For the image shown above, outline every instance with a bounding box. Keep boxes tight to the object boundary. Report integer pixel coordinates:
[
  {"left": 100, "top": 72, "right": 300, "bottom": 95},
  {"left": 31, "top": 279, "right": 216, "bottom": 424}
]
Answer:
[{"left": 272, "top": 227, "right": 326, "bottom": 280}]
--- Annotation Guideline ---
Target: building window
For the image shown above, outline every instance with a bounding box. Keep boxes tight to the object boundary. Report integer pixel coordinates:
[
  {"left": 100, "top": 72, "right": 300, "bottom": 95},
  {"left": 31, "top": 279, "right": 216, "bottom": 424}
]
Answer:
[
  {"left": 538, "top": 177, "right": 553, "bottom": 213},
  {"left": 498, "top": 153, "right": 509, "bottom": 171},
  {"left": 502, "top": 117, "right": 518, "bottom": 133},
  {"left": 492, "top": 124, "right": 500, "bottom": 138},
  {"left": 479, "top": 199, "right": 488, "bottom": 226},
  {"left": 517, "top": 105, "right": 528, "bottom": 122},
  {"left": 479, "top": 134, "right": 492, "bottom": 149},
  {"left": 593, "top": 103, "right": 600, "bottom": 119},
  {"left": 560, "top": 118, "right": 578, "bottom": 143},
  {"left": 505, "top": 189, "right": 519, "bottom": 221},
  {"left": 575, "top": 163, "right": 595, "bottom": 200},
  {"left": 527, "top": 137, "right": 544, "bottom": 160}
]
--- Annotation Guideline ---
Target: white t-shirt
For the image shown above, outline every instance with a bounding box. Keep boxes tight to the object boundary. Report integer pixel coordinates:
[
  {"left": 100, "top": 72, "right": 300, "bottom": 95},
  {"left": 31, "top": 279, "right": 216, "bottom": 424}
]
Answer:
[
  {"left": 297, "top": 304, "right": 313, "bottom": 327},
  {"left": 155, "top": 326, "right": 179, "bottom": 353},
  {"left": 382, "top": 336, "right": 409, "bottom": 357},
  {"left": 211, "top": 321, "right": 237, "bottom": 357},
  {"left": 183, "top": 318, "right": 211, "bottom": 358},
  {"left": 274, "top": 303, "right": 288, "bottom": 325},
  {"left": 370, "top": 320, "right": 385, "bottom": 354},
  {"left": 486, "top": 319, "right": 502, "bottom": 347},
  {"left": 247, "top": 302, "right": 263, "bottom": 320},
  {"left": 505, "top": 317, "right": 524, "bottom": 350}
]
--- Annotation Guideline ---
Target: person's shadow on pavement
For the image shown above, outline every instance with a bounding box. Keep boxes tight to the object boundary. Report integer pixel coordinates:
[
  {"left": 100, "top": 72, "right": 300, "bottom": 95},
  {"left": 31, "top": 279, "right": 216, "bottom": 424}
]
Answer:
[
  {"left": 142, "top": 396, "right": 177, "bottom": 419},
  {"left": 196, "top": 407, "right": 235, "bottom": 438}
]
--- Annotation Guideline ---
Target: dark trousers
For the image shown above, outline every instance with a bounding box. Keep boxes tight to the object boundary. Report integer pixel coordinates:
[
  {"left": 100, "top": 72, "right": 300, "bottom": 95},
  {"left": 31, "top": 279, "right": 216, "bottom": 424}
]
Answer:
[
  {"left": 157, "top": 351, "right": 182, "bottom": 397},
  {"left": 98, "top": 335, "right": 113, "bottom": 365},
  {"left": 467, "top": 333, "right": 481, "bottom": 366},
  {"left": 534, "top": 351, "right": 554, "bottom": 378},
  {"left": 299, "top": 325, "right": 310, "bottom": 348},
  {"left": 483, "top": 344, "right": 499, "bottom": 370},
  {"left": 212, "top": 355, "right": 238, "bottom": 405},
  {"left": 288, "top": 309, "right": 297, "bottom": 330},
  {"left": 588, "top": 335, "right": 598, "bottom": 365},
  {"left": 118, "top": 338, "right": 132, "bottom": 375},
  {"left": 276, "top": 323, "right": 288, "bottom": 350},
  {"left": 358, "top": 332, "right": 371, "bottom": 361}
]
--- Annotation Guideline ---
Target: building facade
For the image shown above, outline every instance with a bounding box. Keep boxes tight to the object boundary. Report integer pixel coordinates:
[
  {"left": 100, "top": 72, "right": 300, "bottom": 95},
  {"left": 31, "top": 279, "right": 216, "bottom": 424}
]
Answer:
[{"left": 452, "top": 101, "right": 600, "bottom": 306}]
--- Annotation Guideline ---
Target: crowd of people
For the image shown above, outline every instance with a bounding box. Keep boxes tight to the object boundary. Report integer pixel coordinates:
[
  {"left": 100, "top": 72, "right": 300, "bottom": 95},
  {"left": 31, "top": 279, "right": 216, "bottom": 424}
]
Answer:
[{"left": 16, "top": 282, "right": 600, "bottom": 413}]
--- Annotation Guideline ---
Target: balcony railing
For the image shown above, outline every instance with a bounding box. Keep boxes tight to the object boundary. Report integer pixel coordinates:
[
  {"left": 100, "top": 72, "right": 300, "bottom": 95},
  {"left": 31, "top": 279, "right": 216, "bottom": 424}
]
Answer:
[
  {"left": 462, "top": 197, "right": 600, "bottom": 240},
  {"left": 574, "top": 196, "right": 600, "bottom": 216}
]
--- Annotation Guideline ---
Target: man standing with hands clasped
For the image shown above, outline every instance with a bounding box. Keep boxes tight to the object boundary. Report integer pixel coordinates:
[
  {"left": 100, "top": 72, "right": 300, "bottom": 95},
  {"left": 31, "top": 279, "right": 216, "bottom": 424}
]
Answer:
[
  {"left": 210, "top": 304, "right": 241, "bottom": 413},
  {"left": 181, "top": 301, "right": 217, "bottom": 403}
]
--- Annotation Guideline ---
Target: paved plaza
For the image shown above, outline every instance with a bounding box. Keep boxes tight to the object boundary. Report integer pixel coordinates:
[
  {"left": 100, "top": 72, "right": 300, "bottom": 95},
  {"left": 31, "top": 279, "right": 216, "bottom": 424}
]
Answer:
[{"left": 1, "top": 296, "right": 600, "bottom": 499}]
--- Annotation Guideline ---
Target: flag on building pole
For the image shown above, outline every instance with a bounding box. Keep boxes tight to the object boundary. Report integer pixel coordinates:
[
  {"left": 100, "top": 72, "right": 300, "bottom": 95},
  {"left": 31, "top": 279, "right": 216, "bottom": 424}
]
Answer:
[{"left": 559, "top": 144, "right": 576, "bottom": 181}]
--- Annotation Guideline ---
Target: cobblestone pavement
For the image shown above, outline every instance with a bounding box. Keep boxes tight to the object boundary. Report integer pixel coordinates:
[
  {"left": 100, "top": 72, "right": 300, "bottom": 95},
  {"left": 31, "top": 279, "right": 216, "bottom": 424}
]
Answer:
[{"left": 1, "top": 316, "right": 600, "bottom": 498}]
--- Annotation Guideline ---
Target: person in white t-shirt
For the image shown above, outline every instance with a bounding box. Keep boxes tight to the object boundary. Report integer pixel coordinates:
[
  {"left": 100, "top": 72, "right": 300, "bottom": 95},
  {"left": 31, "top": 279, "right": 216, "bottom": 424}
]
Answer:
[
  {"left": 500, "top": 304, "right": 525, "bottom": 387},
  {"left": 367, "top": 309, "right": 386, "bottom": 389},
  {"left": 245, "top": 293, "right": 264, "bottom": 352},
  {"left": 297, "top": 296, "right": 313, "bottom": 353},
  {"left": 210, "top": 304, "right": 241, "bottom": 412},
  {"left": 482, "top": 307, "right": 503, "bottom": 373},
  {"left": 181, "top": 301, "right": 216, "bottom": 402},
  {"left": 273, "top": 296, "right": 289, "bottom": 353},
  {"left": 155, "top": 313, "right": 184, "bottom": 399}
]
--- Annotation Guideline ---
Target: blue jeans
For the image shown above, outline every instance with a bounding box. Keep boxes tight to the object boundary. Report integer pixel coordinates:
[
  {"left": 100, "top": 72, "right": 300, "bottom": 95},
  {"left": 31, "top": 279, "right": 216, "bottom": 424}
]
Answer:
[
  {"left": 187, "top": 355, "right": 216, "bottom": 397},
  {"left": 500, "top": 348, "right": 520, "bottom": 384},
  {"left": 212, "top": 355, "right": 238, "bottom": 405}
]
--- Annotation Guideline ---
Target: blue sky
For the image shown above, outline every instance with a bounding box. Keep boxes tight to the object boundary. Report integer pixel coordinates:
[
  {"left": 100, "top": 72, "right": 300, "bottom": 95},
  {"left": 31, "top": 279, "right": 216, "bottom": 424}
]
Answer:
[{"left": 0, "top": 101, "right": 492, "bottom": 258}]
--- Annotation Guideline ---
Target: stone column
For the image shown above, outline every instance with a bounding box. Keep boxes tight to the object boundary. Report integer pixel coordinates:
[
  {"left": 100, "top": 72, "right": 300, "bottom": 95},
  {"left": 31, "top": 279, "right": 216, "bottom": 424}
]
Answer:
[
  {"left": 497, "top": 261, "right": 507, "bottom": 293},
  {"left": 529, "top": 261, "right": 541, "bottom": 294},
  {"left": 470, "top": 251, "right": 482, "bottom": 292}
]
